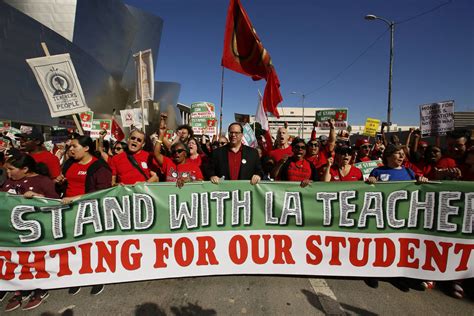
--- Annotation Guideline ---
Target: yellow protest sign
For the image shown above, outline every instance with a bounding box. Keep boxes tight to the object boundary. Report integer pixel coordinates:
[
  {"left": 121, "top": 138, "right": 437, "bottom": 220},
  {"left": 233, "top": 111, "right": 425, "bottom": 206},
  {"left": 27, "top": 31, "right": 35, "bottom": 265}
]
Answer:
[{"left": 363, "top": 118, "right": 380, "bottom": 137}]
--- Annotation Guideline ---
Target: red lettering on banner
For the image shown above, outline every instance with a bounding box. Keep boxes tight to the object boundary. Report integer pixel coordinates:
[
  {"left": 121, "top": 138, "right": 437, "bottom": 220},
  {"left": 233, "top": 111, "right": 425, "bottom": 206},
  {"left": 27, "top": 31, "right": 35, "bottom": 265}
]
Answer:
[
  {"left": 422, "top": 241, "right": 452, "bottom": 272},
  {"left": 325, "top": 236, "right": 346, "bottom": 266},
  {"left": 348, "top": 238, "right": 372, "bottom": 267},
  {"left": 18, "top": 251, "right": 50, "bottom": 280},
  {"left": 373, "top": 238, "right": 395, "bottom": 267},
  {"left": 196, "top": 236, "right": 219, "bottom": 266},
  {"left": 229, "top": 235, "right": 248, "bottom": 264},
  {"left": 175, "top": 238, "right": 194, "bottom": 267},
  {"left": 121, "top": 239, "right": 142, "bottom": 271},
  {"left": 50, "top": 246, "right": 77, "bottom": 276},
  {"left": 250, "top": 235, "right": 270, "bottom": 264},
  {"left": 95, "top": 240, "right": 119, "bottom": 273},
  {"left": 153, "top": 238, "right": 172, "bottom": 268},
  {"left": 454, "top": 243, "right": 474, "bottom": 271},
  {"left": 78, "top": 243, "right": 93, "bottom": 274},
  {"left": 0, "top": 251, "right": 17, "bottom": 280},
  {"left": 273, "top": 235, "right": 295, "bottom": 264},
  {"left": 397, "top": 238, "right": 420, "bottom": 269},
  {"left": 306, "top": 235, "right": 323, "bottom": 265}
]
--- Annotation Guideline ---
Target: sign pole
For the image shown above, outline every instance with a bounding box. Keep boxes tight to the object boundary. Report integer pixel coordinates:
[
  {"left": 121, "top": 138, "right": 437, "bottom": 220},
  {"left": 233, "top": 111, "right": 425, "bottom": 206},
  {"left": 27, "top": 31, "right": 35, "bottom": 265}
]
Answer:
[
  {"left": 40, "top": 42, "right": 84, "bottom": 136},
  {"left": 138, "top": 51, "right": 146, "bottom": 133}
]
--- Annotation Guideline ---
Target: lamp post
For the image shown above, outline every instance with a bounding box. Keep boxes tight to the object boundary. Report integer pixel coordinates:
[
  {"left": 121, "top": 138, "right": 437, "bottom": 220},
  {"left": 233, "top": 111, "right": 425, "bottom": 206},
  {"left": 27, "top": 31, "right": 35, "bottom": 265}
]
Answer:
[
  {"left": 365, "top": 14, "right": 395, "bottom": 132},
  {"left": 291, "top": 91, "right": 306, "bottom": 138}
]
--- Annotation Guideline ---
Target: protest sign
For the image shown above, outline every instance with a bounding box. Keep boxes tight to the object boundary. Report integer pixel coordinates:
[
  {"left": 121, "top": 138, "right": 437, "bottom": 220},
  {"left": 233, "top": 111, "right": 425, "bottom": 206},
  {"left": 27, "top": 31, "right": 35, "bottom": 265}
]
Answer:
[
  {"left": 242, "top": 123, "right": 257, "bottom": 147},
  {"left": 363, "top": 118, "right": 381, "bottom": 137},
  {"left": 26, "top": 53, "right": 90, "bottom": 117},
  {"left": 58, "top": 118, "right": 76, "bottom": 129},
  {"left": 19, "top": 125, "right": 33, "bottom": 134},
  {"left": 90, "top": 119, "right": 112, "bottom": 140},
  {"left": 0, "top": 120, "right": 11, "bottom": 133},
  {"left": 235, "top": 113, "right": 250, "bottom": 124},
  {"left": 190, "top": 102, "right": 217, "bottom": 136},
  {"left": 0, "top": 181, "right": 472, "bottom": 290},
  {"left": 354, "top": 160, "right": 383, "bottom": 180},
  {"left": 420, "top": 101, "right": 454, "bottom": 137},
  {"left": 134, "top": 49, "right": 154, "bottom": 102},
  {"left": 120, "top": 109, "right": 135, "bottom": 128},
  {"left": 79, "top": 111, "right": 94, "bottom": 131},
  {"left": 315, "top": 109, "right": 348, "bottom": 130}
]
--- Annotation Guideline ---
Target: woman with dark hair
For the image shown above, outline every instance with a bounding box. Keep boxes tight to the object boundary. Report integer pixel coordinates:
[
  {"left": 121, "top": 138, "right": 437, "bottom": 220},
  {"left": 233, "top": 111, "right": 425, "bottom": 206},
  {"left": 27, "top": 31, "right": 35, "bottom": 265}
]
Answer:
[
  {"left": 59, "top": 135, "right": 111, "bottom": 203},
  {"left": 273, "top": 138, "right": 317, "bottom": 187},
  {"left": 323, "top": 146, "right": 362, "bottom": 182},
  {"left": 1, "top": 153, "right": 57, "bottom": 312}
]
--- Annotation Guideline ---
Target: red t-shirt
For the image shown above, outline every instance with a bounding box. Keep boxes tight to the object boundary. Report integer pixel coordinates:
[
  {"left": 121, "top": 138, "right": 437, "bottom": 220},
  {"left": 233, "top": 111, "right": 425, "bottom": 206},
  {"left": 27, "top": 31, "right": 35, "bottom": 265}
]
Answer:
[
  {"left": 418, "top": 157, "right": 458, "bottom": 180},
  {"left": 285, "top": 160, "right": 313, "bottom": 181},
  {"left": 65, "top": 157, "right": 97, "bottom": 197},
  {"left": 31, "top": 150, "right": 61, "bottom": 179},
  {"left": 109, "top": 150, "right": 157, "bottom": 185},
  {"left": 269, "top": 146, "right": 293, "bottom": 163},
  {"left": 329, "top": 165, "right": 363, "bottom": 181},
  {"left": 161, "top": 156, "right": 203, "bottom": 182},
  {"left": 228, "top": 147, "right": 243, "bottom": 180}
]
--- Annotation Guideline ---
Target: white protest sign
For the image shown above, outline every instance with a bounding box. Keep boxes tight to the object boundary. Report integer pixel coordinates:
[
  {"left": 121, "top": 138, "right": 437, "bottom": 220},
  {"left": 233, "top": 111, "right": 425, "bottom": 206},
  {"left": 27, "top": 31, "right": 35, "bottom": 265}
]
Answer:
[
  {"left": 133, "top": 108, "right": 149, "bottom": 128},
  {"left": 26, "top": 53, "right": 90, "bottom": 117},
  {"left": 120, "top": 109, "right": 135, "bottom": 128},
  {"left": 419, "top": 101, "right": 454, "bottom": 137},
  {"left": 134, "top": 49, "right": 154, "bottom": 102}
]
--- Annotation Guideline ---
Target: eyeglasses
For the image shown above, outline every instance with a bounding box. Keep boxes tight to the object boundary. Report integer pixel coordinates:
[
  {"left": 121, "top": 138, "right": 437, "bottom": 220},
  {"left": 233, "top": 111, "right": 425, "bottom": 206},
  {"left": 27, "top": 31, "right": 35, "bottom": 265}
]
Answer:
[
  {"left": 308, "top": 143, "right": 319, "bottom": 147},
  {"left": 172, "top": 149, "right": 186, "bottom": 155},
  {"left": 130, "top": 136, "right": 143, "bottom": 142},
  {"left": 219, "top": 142, "right": 228, "bottom": 145},
  {"left": 293, "top": 145, "right": 306, "bottom": 150},
  {"left": 228, "top": 131, "right": 242, "bottom": 135}
]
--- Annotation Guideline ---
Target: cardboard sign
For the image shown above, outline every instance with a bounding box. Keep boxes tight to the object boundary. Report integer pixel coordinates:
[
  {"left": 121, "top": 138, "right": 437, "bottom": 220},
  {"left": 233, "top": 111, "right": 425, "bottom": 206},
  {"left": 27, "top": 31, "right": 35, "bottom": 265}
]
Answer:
[
  {"left": 420, "top": 101, "right": 454, "bottom": 137},
  {"left": 363, "top": 118, "right": 381, "bottom": 137},
  {"left": 90, "top": 119, "right": 112, "bottom": 140},
  {"left": 190, "top": 102, "right": 217, "bottom": 136},
  {"left": 79, "top": 111, "right": 94, "bottom": 131},
  {"left": 26, "top": 53, "right": 90, "bottom": 117},
  {"left": 315, "top": 109, "right": 348, "bottom": 130}
]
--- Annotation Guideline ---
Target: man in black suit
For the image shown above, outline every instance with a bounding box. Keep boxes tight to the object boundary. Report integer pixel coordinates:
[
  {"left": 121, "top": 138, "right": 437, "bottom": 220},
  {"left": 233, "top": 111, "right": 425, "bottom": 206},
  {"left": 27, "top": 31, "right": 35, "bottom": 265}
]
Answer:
[{"left": 209, "top": 122, "right": 263, "bottom": 185}]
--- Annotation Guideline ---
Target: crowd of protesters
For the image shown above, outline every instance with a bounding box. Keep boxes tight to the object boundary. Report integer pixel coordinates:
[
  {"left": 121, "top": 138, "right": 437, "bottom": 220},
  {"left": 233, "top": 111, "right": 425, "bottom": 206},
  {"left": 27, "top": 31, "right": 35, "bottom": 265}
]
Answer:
[{"left": 0, "top": 115, "right": 473, "bottom": 311}]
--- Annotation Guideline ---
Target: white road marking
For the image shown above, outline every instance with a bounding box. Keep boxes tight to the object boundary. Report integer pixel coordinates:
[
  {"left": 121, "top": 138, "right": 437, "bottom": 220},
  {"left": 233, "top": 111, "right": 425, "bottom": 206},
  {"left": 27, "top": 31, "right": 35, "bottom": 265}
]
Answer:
[{"left": 308, "top": 278, "right": 345, "bottom": 315}]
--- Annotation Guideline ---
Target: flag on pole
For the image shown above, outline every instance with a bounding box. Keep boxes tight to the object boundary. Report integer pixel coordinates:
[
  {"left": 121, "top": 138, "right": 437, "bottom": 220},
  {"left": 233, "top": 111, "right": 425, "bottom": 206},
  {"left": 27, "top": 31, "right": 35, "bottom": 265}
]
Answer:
[
  {"left": 111, "top": 118, "right": 125, "bottom": 141},
  {"left": 255, "top": 90, "right": 268, "bottom": 130},
  {"left": 221, "top": 0, "right": 282, "bottom": 118}
]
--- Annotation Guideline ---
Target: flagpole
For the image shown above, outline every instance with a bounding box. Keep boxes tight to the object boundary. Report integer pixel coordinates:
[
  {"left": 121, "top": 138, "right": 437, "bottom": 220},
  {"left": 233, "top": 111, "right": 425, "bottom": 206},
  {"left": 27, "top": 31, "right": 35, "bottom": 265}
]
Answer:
[
  {"left": 139, "top": 51, "right": 146, "bottom": 133},
  {"left": 219, "top": 66, "right": 224, "bottom": 138}
]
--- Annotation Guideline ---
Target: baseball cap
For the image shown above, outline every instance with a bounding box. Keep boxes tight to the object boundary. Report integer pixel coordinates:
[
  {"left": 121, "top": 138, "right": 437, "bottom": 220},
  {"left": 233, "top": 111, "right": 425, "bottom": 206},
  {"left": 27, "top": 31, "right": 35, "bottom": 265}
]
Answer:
[
  {"left": 356, "top": 138, "right": 370, "bottom": 148},
  {"left": 15, "top": 128, "right": 44, "bottom": 143}
]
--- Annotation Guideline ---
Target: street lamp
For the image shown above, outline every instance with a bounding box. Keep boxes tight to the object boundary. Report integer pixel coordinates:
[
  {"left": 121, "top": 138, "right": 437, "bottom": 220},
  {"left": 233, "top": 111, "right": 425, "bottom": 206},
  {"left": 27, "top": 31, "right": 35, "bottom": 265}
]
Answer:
[
  {"left": 365, "top": 14, "right": 395, "bottom": 132},
  {"left": 291, "top": 91, "right": 306, "bottom": 138}
]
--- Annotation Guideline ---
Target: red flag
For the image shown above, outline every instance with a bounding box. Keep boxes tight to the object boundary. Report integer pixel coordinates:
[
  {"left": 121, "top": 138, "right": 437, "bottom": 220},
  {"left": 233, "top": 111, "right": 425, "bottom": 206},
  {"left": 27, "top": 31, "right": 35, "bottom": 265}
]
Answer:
[
  {"left": 221, "top": 0, "right": 282, "bottom": 118},
  {"left": 111, "top": 119, "right": 125, "bottom": 141}
]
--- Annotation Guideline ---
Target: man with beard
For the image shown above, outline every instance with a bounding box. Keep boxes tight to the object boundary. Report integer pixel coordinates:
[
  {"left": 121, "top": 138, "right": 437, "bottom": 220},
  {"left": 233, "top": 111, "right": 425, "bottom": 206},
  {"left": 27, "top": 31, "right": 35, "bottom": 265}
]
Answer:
[
  {"left": 109, "top": 129, "right": 158, "bottom": 185},
  {"left": 15, "top": 128, "right": 61, "bottom": 180},
  {"left": 209, "top": 122, "right": 262, "bottom": 185}
]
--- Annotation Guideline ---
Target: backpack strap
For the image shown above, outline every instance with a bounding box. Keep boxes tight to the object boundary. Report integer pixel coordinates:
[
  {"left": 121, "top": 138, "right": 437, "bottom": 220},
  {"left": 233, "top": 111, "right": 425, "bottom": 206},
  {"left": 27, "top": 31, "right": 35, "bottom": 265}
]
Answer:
[{"left": 126, "top": 154, "right": 149, "bottom": 180}]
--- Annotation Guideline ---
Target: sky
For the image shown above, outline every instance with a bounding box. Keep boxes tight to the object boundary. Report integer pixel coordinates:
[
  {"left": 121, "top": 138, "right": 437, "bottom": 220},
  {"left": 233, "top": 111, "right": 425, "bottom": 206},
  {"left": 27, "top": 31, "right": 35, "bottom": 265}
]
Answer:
[{"left": 124, "top": 0, "right": 473, "bottom": 128}]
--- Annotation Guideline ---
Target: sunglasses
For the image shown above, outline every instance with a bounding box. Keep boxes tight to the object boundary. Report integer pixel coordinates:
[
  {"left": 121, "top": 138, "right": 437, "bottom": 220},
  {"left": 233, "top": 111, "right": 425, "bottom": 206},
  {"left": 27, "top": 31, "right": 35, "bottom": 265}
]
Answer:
[
  {"left": 219, "top": 142, "right": 228, "bottom": 145},
  {"left": 293, "top": 145, "right": 306, "bottom": 150},
  {"left": 130, "top": 136, "right": 143, "bottom": 142},
  {"left": 361, "top": 145, "right": 370, "bottom": 149},
  {"left": 172, "top": 148, "right": 186, "bottom": 155},
  {"left": 308, "top": 143, "right": 319, "bottom": 147},
  {"left": 114, "top": 147, "right": 123, "bottom": 151}
]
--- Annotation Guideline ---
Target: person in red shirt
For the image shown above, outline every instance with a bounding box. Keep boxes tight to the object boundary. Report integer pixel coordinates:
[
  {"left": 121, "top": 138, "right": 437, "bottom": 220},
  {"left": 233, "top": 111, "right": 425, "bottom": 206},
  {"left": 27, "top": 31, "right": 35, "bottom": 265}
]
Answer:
[
  {"left": 419, "top": 145, "right": 462, "bottom": 180},
  {"left": 154, "top": 130, "right": 203, "bottom": 187},
  {"left": 355, "top": 138, "right": 372, "bottom": 163},
  {"left": 109, "top": 129, "right": 159, "bottom": 185},
  {"left": 59, "top": 135, "right": 111, "bottom": 203},
  {"left": 15, "top": 128, "right": 61, "bottom": 180},
  {"left": 323, "top": 146, "right": 363, "bottom": 182},
  {"left": 273, "top": 138, "right": 317, "bottom": 187},
  {"left": 268, "top": 127, "right": 293, "bottom": 163}
]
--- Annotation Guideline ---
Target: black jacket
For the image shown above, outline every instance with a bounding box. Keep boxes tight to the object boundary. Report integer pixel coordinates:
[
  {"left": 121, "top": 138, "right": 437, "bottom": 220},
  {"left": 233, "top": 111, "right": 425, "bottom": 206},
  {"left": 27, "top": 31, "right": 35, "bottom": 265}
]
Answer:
[{"left": 209, "top": 145, "right": 263, "bottom": 180}]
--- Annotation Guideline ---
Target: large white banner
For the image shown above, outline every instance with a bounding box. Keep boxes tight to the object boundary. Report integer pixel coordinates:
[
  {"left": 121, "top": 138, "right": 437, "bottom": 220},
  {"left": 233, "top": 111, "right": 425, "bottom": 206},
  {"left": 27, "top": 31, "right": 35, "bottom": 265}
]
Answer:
[
  {"left": 26, "top": 53, "right": 90, "bottom": 117},
  {"left": 419, "top": 100, "right": 455, "bottom": 137},
  {"left": 134, "top": 49, "right": 154, "bottom": 102}
]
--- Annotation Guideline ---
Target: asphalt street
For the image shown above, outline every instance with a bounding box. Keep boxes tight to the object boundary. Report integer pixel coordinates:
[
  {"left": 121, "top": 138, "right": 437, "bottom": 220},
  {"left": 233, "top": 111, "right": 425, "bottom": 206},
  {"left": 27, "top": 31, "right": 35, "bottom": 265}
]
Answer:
[{"left": 1, "top": 276, "right": 473, "bottom": 315}]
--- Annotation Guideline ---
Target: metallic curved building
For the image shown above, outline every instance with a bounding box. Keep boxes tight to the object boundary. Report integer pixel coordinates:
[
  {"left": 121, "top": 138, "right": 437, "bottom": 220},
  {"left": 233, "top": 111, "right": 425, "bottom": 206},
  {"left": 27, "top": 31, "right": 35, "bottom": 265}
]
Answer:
[{"left": 0, "top": 0, "right": 181, "bottom": 131}]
